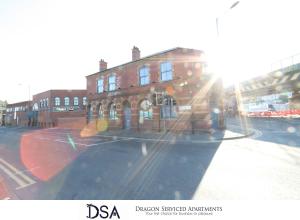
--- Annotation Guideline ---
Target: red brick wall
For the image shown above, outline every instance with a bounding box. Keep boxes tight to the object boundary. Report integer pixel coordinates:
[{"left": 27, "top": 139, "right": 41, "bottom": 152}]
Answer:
[
  {"left": 56, "top": 117, "right": 86, "bottom": 129},
  {"left": 86, "top": 48, "right": 212, "bottom": 133},
  {"left": 32, "top": 90, "right": 87, "bottom": 127}
]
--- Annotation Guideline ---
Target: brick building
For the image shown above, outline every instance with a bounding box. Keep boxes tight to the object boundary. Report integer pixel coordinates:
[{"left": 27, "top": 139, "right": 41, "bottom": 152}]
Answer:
[
  {"left": 32, "top": 90, "right": 87, "bottom": 127},
  {"left": 86, "top": 47, "right": 218, "bottom": 133},
  {"left": 5, "top": 101, "right": 32, "bottom": 126}
]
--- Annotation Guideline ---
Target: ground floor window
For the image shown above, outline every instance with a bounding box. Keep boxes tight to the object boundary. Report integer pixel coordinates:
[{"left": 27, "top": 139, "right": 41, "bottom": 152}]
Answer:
[
  {"left": 109, "top": 103, "right": 118, "bottom": 120},
  {"left": 97, "top": 103, "right": 104, "bottom": 119},
  {"left": 139, "top": 100, "right": 153, "bottom": 120},
  {"left": 161, "top": 96, "right": 177, "bottom": 119}
]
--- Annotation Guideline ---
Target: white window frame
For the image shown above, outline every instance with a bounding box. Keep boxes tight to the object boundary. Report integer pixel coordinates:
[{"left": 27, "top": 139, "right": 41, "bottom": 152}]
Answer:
[
  {"left": 97, "top": 78, "right": 104, "bottom": 93},
  {"left": 55, "top": 97, "right": 60, "bottom": 106},
  {"left": 108, "top": 75, "right": 116, "bottom": 91},
  {"left": 83, "top": 97, "right": 87, "bottom": 106},
  {"left": 64, "top": 97, "right": 70, "bottom": 106},
  {"left": 139, "top": 66, "right": 150, "bottom": 86},
  {"left": 74, "top": 97, "right": 79, "bottom": 106},
  {"left": 98, "top": 103, "right": 104, "bottom": 119},
  {"left": 109, "top": 103, "right": 118, "bottom": 120},
  {"left": 160, "top": 61, "right": 173, "bottom": 81}
]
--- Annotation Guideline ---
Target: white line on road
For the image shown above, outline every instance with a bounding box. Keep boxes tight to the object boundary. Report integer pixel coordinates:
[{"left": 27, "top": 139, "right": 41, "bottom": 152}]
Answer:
[
  {"left": 54, "top": 139, "right": 90, "bottom": 146},
  {"left": 0, "top": 164, "right": 27, "bottom": 189},
  {"left": 86, "top": 139, "right": 127, "bottom": 147},
  {"left": 0, "top": 158, "right": 36, "bottom": 190}
]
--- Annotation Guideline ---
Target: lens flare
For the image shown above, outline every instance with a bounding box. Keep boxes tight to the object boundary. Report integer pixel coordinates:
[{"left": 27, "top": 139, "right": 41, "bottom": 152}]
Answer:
[
  {"left": 20, "top": 131, "right": 85, "bottom": 181},
  {"left": 96, "top": 119, "right": 108, "bottom": 132},
  {"left": 166, "top": 85, "right": 175, "bottom": 96}
]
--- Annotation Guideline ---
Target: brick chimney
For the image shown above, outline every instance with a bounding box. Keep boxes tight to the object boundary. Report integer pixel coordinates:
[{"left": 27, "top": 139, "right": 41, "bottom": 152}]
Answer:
[
  {"left": 99, "top": 59, "right": 107, "bottom": 72},
  {"left": 132, "top": 46, "right": 140, "bottom": 61}
]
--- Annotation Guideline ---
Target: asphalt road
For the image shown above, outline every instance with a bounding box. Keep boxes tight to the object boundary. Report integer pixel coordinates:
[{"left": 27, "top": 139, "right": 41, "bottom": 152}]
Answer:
[{"left": 0, "top": 117, "right": 299, "bottom": 200}]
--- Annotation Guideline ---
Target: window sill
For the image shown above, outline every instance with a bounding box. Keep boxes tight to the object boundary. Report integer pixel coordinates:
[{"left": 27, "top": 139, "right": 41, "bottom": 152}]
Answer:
[
  {"left": 139, "top": 83, "right": 150, "bottom": 87},
  {"left": 160, "top": 79, "right": 173, "bottom": 83}
]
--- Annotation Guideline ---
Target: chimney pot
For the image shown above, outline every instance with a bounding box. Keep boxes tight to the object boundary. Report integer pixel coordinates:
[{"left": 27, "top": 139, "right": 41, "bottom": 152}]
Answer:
[
  {"left": 99, "top": 59, "right": 107, "bottom": 72},
  {"left": 132, "top": 46, "right": 140, "bottom": 61}
]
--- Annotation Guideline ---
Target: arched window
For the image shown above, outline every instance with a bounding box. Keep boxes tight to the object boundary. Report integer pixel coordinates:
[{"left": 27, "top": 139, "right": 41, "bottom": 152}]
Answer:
[
  {"left": 46, "top": 98, "right": 49, "bottom": 107},
  {"left": 54, "top": 97, "right": 60, "bottom": 106},
  {"left": 161, "top": 96, "right": 177, "bottom": 119},
  {"left": 139, "top": 100, "right": 153, "bottom": 119},
  {"left": 109, "top": 103, "right": 118, "bottom": 120},
  {"left": 33, "top": 103, "right": 39, "bottom": 111},
  {"left": 74, "top": 97, "right": 79, "bottom": 106},
  {"left": 64, "top": 97, "right": 70, "bottom": 106},
  {"left": 97, "top": 103, "right": 104, "bottom": 119},
  {"left": 139, "top": 66, "right": 150, "bottom": 86}
]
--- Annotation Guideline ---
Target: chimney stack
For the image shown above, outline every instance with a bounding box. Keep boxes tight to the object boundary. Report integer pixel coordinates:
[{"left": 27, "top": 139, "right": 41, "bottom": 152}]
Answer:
[
  {"left": 99, "top": 59, "right": 107, "bottom": 72},
  {"left": 132, "top": 46, "right": 140, "bottom": 61}
]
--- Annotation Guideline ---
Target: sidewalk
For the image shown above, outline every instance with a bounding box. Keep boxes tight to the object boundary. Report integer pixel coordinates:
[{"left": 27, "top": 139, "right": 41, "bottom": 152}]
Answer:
[{"left": 96, "top": 126, "right": 254, "bottom": 143}]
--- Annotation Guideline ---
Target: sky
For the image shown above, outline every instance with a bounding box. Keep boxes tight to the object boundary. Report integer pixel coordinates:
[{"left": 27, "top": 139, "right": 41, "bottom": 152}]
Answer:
[{"left": 1, "top": 0, "right": 300, "bottom": 103}]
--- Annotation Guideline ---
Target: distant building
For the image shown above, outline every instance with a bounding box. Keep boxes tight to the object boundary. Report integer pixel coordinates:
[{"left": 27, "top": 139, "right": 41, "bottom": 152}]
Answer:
[
  {"left": 5, "top": 101, "right": 32, "bottom": 126},
  {"left": 32, "top": 90, "right": 87, "bottom": 127},
  {"left": 86, "top": 46, "right": 221, "bottom": 132},
  {"left": 0, "top": 100, "right": 7, "bottom": 126}
]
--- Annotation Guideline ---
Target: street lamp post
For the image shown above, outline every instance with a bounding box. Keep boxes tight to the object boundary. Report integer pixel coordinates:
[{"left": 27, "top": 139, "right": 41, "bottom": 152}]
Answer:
[
  {"left": 215, "top": 1, "right": 240, "bottom": 129},
  {"left": 216, "top": 1, "right": 240, "bottom": 37}
]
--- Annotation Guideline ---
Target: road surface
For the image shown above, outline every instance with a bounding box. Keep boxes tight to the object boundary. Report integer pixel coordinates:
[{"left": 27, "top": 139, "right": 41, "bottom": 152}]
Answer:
[{"left": 0, "top": 117, "right": 299, "bottom": 199}]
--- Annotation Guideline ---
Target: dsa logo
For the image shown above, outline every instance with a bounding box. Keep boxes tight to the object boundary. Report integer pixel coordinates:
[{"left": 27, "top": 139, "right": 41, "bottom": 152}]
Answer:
[{"left": 86, "top": 204, "right": 120, "bottom": 219}]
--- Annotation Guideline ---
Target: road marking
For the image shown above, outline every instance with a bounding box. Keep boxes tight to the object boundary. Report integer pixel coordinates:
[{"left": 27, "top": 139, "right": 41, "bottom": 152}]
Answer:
[
  {"left": 94, "top": 134, "right": 222, "bottom": 144},
  {"left": 86, "top": 139, "right": 126, "bottom": 147},
  {"left": 54, "top": 139, "right": 89, "bottom": 146},
  {"left": 95, "top": 134, "right": 171, "bottom": 142},
  {"left": 0, "top": 158, "right": 36, "bottom": 190},
  {"left": 21, "top": 128, "right": 255, "bottom": 145},
  {"left": 0, "top": 164, "right": 27, "bottom": 189}
]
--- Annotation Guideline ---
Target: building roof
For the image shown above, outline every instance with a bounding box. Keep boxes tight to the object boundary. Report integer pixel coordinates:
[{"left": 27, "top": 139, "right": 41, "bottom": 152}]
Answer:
[
  {"left": 7, "top": 100, "right": 31, "bottom": 106},
  {"left": 32, "top": 89, "right": 87, "bottom": 96},
  {"left": 86, "top": 47, "right": 203, "bottom": 77}
]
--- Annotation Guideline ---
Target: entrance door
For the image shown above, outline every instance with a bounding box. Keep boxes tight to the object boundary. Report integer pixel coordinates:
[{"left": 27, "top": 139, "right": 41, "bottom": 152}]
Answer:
[
  {"left": 123, "top": 105, "right": 131, "bottom": 129},
  {"left": 211, "top": 111, "right": 218, "bottom": 129}
]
